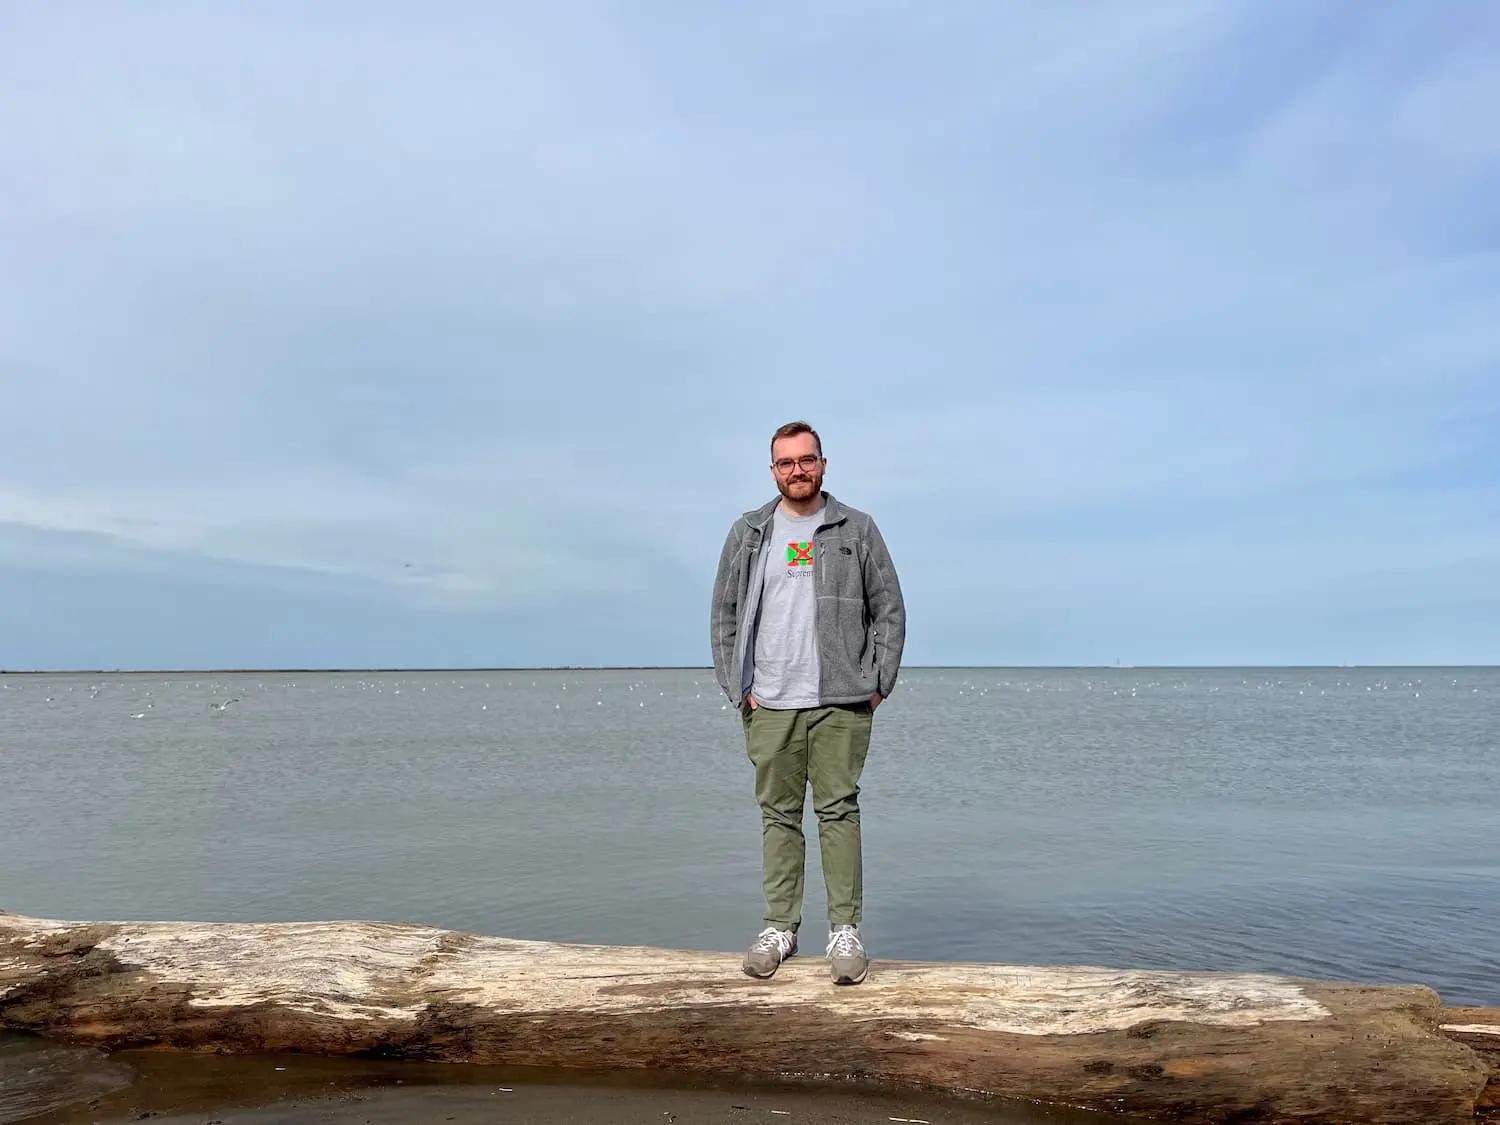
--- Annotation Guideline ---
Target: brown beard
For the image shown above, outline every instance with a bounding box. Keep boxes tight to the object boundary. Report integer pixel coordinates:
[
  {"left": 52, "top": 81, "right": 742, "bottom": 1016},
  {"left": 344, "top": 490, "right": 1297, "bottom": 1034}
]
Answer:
[{"left": 777, "top": 471, "right": 823, "bottom": 501}]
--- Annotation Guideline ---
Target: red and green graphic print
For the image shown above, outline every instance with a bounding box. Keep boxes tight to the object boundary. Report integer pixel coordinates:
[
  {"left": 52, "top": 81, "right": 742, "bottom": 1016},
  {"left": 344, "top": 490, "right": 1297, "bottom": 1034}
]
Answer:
[{"left": 786, "top": 541, "right": 815, "bottom": 567}]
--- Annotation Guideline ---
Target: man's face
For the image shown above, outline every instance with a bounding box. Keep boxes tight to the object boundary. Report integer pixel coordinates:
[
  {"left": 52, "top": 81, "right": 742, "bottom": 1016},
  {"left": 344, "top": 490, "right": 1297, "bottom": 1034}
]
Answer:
[{"left": 770, "top": 433, "right": 825, "bottom": 502}]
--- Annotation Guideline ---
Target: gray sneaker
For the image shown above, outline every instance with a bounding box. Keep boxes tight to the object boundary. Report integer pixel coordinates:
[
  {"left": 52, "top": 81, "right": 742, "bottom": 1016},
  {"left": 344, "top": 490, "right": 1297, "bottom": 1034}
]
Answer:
[
  {"left": 742, "top": 927, "right": 797, "bottom": 978},
  {"left": 826, "top": 924, "right": 868, "bottom": 985}
]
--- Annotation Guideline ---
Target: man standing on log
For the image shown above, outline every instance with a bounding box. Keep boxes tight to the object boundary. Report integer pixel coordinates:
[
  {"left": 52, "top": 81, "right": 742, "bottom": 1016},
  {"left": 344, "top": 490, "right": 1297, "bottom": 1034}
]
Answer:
[{"left": 711, "top": 420, "right": 906, "bottom": 985}]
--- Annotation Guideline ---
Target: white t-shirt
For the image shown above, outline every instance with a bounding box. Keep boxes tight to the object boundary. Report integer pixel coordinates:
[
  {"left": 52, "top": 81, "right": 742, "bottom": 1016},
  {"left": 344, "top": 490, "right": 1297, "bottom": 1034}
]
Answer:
[{"left": 751, "top": 504, "right": 823, "bottom": 709}]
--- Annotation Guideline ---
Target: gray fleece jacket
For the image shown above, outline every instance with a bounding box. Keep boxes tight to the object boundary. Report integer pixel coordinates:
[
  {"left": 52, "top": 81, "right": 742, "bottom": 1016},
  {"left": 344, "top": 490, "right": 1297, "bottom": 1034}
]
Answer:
[{"left": 711, "top": 492, "right": 906, "bottom": 707}]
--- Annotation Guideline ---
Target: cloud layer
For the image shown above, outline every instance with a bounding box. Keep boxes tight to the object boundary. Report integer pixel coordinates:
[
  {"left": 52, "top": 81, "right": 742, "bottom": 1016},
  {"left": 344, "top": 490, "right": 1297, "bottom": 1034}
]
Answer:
[{"left": 2, "top": 2, "right": 1497, "bottom": 668}]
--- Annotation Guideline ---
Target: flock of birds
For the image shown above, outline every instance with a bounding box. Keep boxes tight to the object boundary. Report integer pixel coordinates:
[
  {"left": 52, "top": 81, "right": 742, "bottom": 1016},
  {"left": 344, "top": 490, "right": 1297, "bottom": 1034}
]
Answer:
[
  {"left": 0, "top": 670, "right": 1480, "bottom": 724},
  {"left": 3, "top": 680, "right": 245, "bottom": 718},
  {"left": 3, "top": 675, "right": 720, "bottom": 718}
]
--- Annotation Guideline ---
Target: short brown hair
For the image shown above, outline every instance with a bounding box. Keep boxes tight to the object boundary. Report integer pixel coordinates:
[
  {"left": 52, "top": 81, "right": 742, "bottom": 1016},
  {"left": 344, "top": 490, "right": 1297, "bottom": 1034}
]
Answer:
[{"left": 771, "top": 420, "right": 822, "bottom": 459}]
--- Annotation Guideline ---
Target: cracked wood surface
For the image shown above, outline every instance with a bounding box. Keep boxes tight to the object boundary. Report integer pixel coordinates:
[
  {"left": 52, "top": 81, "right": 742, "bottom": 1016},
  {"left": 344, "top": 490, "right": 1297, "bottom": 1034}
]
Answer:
[{"left": 1, "top": 911, "right": 1493, "bottom": 1124}]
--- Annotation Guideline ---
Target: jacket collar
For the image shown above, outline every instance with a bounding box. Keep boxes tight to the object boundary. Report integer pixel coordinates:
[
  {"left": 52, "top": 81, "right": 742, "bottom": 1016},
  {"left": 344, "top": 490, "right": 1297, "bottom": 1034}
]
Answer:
[{"left": 746, "top": 491, "right": 846, "bottom": 531}]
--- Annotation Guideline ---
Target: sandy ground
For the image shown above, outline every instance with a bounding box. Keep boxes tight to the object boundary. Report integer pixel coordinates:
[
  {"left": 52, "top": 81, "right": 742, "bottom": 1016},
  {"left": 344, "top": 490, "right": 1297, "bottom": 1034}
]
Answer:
[{"left": 3, "top": 1038, "right": 1139, "bottom": 1125}]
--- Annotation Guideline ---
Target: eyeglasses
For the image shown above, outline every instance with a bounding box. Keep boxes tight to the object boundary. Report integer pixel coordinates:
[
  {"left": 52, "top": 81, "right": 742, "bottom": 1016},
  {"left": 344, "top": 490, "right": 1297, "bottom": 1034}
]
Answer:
[{"left": 772, "top": 455, "right": 823, "bottom": 474}]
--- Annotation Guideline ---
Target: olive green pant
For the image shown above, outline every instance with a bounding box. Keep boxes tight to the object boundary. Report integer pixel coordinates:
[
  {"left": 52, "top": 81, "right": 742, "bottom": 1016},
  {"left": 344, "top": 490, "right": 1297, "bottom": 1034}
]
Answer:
[{"left": 742, "top": 701, "right": 873, "bottom": 933}]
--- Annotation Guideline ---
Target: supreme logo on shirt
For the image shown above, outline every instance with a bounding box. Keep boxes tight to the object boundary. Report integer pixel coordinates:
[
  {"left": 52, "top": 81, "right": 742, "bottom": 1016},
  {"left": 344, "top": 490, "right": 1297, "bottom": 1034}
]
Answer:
[{"left": 786, "top": 541, "right": 814, "bottom": 567}]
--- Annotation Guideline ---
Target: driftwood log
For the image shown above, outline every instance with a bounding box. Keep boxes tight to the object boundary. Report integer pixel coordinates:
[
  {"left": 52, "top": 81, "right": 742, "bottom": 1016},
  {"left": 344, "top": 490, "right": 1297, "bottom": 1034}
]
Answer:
[{"left": 2, "top": 911, "right": 1494, "bottom": 1125}]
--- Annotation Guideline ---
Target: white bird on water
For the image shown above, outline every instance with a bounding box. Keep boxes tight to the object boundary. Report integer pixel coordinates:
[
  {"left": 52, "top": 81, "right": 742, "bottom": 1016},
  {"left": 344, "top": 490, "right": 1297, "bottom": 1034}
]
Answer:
[{"left": 211, "top": 698, "right": 240, "bottom": 711}]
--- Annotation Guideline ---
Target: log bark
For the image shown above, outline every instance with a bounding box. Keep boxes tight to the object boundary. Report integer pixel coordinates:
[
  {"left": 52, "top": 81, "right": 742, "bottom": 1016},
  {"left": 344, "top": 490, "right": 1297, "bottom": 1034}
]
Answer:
[
  {"left": 1441, "top": 1008, "right": 1500, "bottom": 1120},
  {"left": 1, "top": 911, "right": 1492, "bottom": 1125}
]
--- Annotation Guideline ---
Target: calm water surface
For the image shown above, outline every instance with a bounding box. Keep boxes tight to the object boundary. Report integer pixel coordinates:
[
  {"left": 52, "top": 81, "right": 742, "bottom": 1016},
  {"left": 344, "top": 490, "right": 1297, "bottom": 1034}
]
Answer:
[{"left": 2, "top": 666, "right": 1496, "bottom": 1119}]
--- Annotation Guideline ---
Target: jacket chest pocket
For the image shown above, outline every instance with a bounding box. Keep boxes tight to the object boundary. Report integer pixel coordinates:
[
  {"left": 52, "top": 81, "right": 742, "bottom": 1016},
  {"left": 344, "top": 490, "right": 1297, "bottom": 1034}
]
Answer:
[
  {"left": 818, "top": 535, "right": 864, "bottom": 599},
  {"left": 737, "top": 536, "right": 764, "bottom": 596}
]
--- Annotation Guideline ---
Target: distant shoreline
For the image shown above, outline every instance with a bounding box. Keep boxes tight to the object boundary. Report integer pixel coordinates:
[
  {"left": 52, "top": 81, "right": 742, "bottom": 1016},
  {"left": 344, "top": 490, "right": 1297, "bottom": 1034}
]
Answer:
[{"left": 2, "top": 664, "right": 1495, "bottom": 675}]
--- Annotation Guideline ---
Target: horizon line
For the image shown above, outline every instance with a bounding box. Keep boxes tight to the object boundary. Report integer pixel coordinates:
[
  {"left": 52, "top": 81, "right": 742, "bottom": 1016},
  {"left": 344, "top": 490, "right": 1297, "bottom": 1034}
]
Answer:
[{"left": 2, "top": 663, "right": 1496, "bottom": 675}]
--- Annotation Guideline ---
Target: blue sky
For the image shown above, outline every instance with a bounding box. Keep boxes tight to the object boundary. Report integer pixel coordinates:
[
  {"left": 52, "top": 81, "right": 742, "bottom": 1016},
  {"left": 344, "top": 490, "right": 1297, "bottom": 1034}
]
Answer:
[{"left": 2, "top": 2, "right": 1497, "bottom": 670}]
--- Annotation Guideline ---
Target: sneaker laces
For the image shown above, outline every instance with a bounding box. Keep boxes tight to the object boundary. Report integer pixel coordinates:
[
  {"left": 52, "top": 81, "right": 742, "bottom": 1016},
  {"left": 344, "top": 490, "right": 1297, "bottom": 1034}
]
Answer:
[
  {"left": 751, "top": 927, "right": 794, "bottom": 958},
  {"left": 826, "top": 926, "right": 864, "bottom": 959}
]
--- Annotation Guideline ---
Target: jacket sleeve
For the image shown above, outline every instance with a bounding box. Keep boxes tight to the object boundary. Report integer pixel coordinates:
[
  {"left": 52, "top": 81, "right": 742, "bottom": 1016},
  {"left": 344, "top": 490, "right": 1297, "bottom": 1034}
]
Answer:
[
  {"left": 862, "top": 518, "right": 906, "bottom": 698},
  {"left": 710, "top": 522, "right": 743, "bottom": 701}
]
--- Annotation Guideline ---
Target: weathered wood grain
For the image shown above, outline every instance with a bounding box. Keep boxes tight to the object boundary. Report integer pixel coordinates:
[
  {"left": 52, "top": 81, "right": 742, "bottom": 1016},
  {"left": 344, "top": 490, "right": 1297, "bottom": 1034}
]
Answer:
[{"left": 1, "top": 911, "right": 1492, "bottom": 1124}]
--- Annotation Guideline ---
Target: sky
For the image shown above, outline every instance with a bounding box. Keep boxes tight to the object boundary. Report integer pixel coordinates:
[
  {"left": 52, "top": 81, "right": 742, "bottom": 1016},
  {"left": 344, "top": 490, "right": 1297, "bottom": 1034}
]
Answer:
[{"left": 2, "top": 2, "right": 1497, "bottom": 670}]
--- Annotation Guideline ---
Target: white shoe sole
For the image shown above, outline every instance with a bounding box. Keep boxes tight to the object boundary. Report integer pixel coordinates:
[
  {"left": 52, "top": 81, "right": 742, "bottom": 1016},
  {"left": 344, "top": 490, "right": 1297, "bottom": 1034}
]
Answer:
[
  {"left": 742, "top": 948, "right": 796, "bottom": 979},
  {"left": 831, "top": 963, "right": 868, "bottom": 985}
]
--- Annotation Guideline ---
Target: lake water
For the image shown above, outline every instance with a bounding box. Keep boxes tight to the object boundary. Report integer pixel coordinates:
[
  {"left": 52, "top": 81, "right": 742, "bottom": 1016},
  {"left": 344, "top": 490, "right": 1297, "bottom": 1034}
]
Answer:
[{"left": 3, "top": 666, "right": 1497, "bottom": 1121}]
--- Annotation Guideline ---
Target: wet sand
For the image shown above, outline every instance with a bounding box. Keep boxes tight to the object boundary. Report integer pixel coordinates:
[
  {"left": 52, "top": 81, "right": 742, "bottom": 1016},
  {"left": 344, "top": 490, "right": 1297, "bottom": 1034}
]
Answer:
[{"left": 3, "top": 1036, "right": 1140, "bottom": 1125}]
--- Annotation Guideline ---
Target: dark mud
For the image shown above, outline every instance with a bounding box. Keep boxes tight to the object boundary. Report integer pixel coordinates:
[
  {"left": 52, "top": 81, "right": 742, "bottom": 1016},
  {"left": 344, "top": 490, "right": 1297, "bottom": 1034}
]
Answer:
[{"left": 0, "top": 1033, "right": 1140, "bottom": 1125}]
